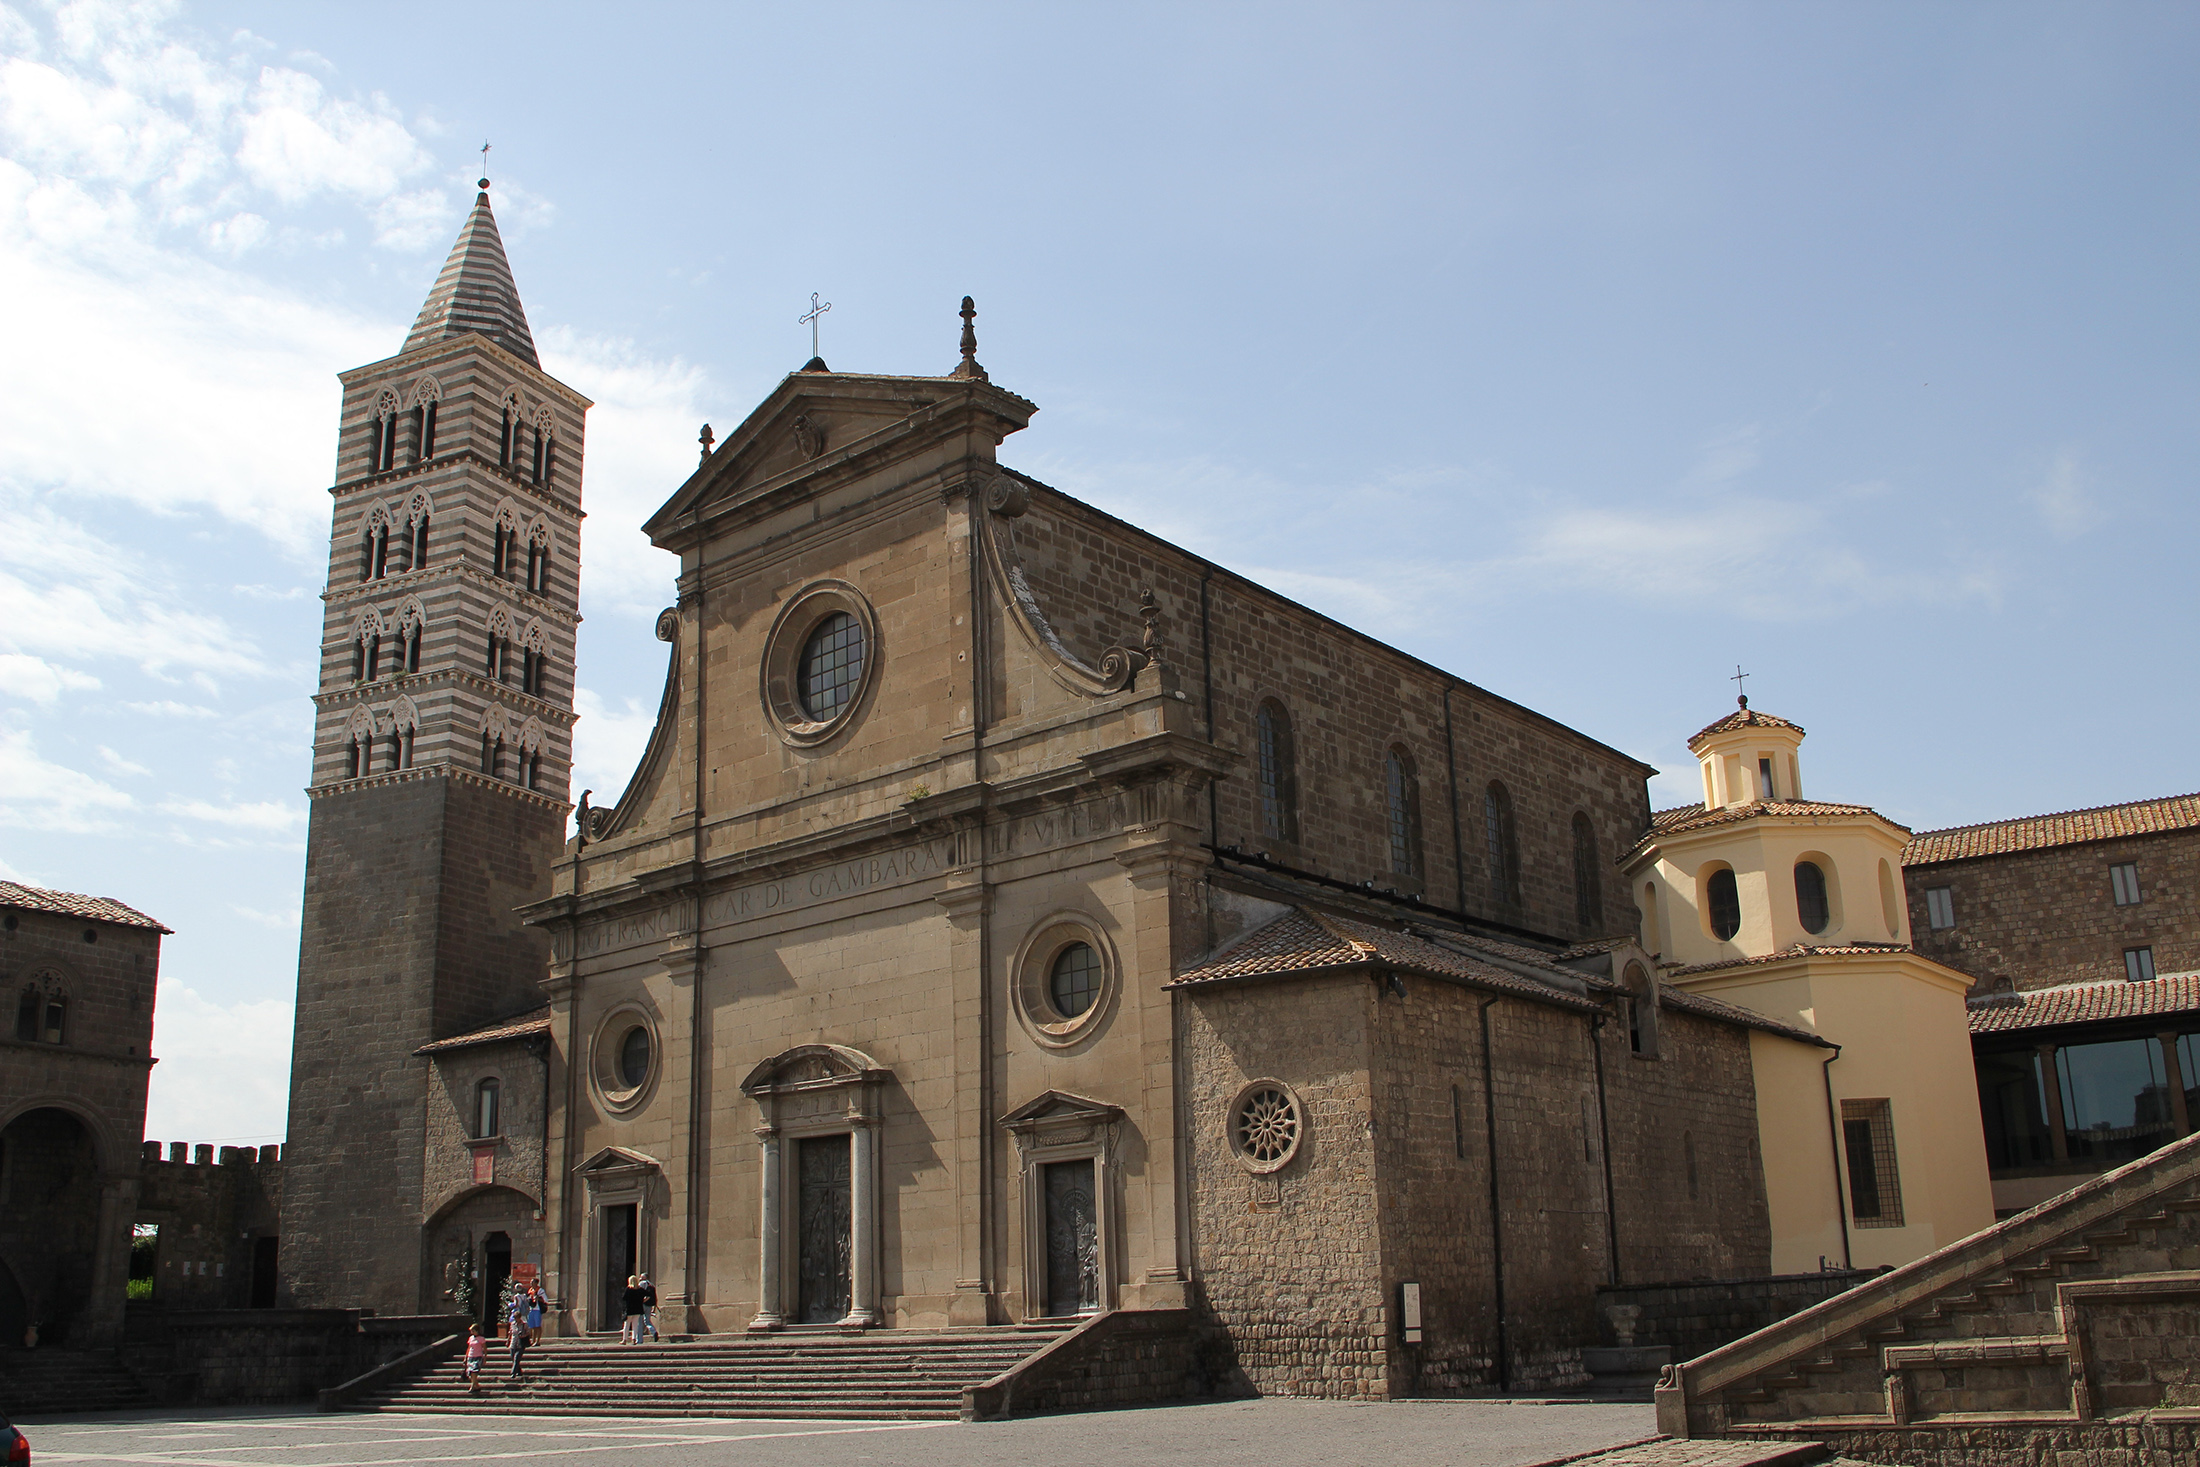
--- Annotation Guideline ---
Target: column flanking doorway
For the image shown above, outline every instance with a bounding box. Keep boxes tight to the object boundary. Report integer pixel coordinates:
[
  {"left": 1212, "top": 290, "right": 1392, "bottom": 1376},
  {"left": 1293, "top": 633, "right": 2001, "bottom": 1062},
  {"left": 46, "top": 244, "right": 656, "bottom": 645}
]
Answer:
[{"left": 797, "top": 1136, "right": 853, "bottom": 1323}]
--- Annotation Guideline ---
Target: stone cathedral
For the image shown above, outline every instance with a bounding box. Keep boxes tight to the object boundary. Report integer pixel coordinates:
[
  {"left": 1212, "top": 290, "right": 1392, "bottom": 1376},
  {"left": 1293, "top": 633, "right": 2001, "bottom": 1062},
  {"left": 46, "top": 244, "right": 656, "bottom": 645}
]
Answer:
[{"left": 282, "top": 186, "right": 1850, "bottom": 1397}]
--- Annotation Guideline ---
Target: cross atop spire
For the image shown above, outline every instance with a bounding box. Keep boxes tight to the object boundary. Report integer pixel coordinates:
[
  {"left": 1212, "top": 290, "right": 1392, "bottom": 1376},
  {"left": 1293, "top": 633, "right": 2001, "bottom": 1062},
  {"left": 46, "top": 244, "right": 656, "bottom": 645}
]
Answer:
[{"left": 403, "top": 183, "right": 538, "bottom": 367}]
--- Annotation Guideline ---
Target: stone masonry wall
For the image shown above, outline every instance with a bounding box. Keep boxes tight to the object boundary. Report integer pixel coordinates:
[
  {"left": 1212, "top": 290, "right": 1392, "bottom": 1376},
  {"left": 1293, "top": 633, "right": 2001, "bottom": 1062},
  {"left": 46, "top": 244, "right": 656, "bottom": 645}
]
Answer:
[
  {"left": 1006, "top": 482, "right": 1651, "bottom": 945},
  {"left": 135, "top": 1144, "right": 282, "bottom": 1310},
  {"left": 1184, "top": 975, "right": 1388, "bottom": 1398},
  {"left": 1594, "top": 1269, "right": 1877, "bottom": 1359},
  {"left": 1906, "top": 825, "right": 2200, "bottom": 991},
  {"left": 1600, "top": 1005, "right": 1772, "bottom": 1287}
]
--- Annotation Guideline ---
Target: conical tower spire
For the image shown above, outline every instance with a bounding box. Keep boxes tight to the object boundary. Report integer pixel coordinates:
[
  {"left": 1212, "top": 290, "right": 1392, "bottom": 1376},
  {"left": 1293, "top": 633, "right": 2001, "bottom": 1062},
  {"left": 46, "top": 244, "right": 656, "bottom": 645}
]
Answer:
[{"left": 403, "top": 179, "right": 538, "bottom": 367}]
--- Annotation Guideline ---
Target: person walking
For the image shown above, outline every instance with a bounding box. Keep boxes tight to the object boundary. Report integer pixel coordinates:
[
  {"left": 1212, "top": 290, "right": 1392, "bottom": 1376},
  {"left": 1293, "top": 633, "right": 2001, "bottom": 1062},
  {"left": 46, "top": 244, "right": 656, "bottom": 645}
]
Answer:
[
  {"left": 461, "top": 1324, "right": 487, "bottom": 1394},
  {"left": 638, "top": 1274, "right": 660, "bottom": 1343},
  {"left": 505, "top": 1287, "right": 530, "bottom": 1380},
  {"left": 620, "top": 1274, "right": 646, "bottom": 1344},
  {"left": 524, "top": 1282, "right": 547, "bottom": 1345}
]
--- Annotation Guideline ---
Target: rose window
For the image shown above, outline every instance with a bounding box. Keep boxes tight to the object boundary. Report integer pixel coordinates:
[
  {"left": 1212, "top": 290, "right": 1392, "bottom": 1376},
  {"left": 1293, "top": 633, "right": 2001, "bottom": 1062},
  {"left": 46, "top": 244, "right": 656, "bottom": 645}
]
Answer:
[{"left": 1231, "top": 1085, "right": 1302, "bottom": 1171}]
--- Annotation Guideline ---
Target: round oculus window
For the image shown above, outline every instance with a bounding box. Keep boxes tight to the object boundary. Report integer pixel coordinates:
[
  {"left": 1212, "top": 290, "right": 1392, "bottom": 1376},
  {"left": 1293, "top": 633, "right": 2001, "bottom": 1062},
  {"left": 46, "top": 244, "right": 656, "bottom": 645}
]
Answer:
[
  {"left": 1049, "top": 942, "right": 1101, "bottom": 1019},
  {"left": 1229, "top": 1082, "right": 1304, "bottom": 1173},
  {"left": 618, "top": 1025, "right": 652, "bottom": 1090},
  {"left": 798, "top": 612, "right": 865, "bottom": 722}
]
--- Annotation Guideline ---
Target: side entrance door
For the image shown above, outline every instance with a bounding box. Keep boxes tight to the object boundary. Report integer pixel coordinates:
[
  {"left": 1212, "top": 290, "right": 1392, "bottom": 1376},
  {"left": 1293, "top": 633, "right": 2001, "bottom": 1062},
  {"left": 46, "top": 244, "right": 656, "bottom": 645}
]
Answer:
[
  {"left": 797, "top": 1135, "right": 851, "bottom": 1323},
  {"left": 600, "top": 1204, "right": 635, "bottom": 1331},
  {"left": 1043, "top": 1158, "right": 1099, "bottom": 1316}
]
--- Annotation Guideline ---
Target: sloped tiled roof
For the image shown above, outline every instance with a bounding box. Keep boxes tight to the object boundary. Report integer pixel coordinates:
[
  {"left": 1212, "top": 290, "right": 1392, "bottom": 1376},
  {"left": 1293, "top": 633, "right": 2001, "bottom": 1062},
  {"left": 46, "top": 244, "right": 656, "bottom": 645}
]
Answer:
[
  {"left": 1170, "top": 908, "right": 1597, "bottom": 1011},
  {"left": 414, "top": 1006, "right": 551, "bottom": 1055},
  {"left": 1658, "top": 985, "right": 1831, "bottom": 1048},
  {"left": 1968, "top": 973, "right": 2200, "bottom": 1036},
  {"left": 403, "top": 188, "right": 538, "bottom": 366},
  {"left": 0, "top": 881, "right": 169, "bottom": 932},
  {"left": 1688, "top": 702, "right": 1804, "bottom": 751},
  {"left": 1667, "top": 942, "right": 1912, "bottom": 978},
  {"left": 1640, "top": 800, "right": 1894, "bottom": 848},
  {"left": 1905, "top": 792, "right": 2200, "bottom": 867}
]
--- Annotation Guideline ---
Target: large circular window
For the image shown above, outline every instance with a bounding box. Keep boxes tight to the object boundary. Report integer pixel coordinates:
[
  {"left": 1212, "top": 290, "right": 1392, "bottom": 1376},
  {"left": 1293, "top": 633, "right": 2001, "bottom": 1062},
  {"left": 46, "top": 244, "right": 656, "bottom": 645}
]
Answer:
[
  {"left": 1011, "top": 920, "right": 1119, "bottom": 1050},
  {"left": 1227, "top": 1080, "right": 1305, "bottom": 1174},
  {"left": 798, "top": 611, "right": 865, "bottom": 720},
  {"left": 1049, "top": 943, "right": 1101, "bottom": 1018},
  {"left": 761, "top": 581, "right": 879, "bottom": 747},
  {"left": 591, "top": 1006, "right": 659, "bottom": 1113}
]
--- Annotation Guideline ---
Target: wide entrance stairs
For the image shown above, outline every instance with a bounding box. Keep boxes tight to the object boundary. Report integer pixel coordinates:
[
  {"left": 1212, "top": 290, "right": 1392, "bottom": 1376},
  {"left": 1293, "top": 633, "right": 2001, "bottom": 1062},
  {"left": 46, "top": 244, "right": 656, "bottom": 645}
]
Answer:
[{"left": 345, "top": 1325, "right": 1070, "bottom": 1420}]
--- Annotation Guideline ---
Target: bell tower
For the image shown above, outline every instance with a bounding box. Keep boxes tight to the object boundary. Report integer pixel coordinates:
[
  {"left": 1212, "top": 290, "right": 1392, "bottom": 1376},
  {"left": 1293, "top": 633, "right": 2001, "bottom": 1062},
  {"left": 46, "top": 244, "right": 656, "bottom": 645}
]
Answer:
[{"left": 279, "top": 180, "right": 590, "bottom": 1311}]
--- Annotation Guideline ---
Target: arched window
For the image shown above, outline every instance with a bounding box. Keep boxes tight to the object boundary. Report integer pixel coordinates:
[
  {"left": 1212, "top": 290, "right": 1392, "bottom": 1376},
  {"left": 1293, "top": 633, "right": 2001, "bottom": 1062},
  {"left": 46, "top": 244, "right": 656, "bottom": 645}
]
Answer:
[
  {"left": 525, "top": 526, "right": 553, "bottom": 596},
  {"left": 369, "top": 389, "right": 400, "bottom": 474},
  {"left": 1385, "top": 746, "right": 1421, "bottom": 881},
  {"left": 474, "top": 1079, "right": 500, "bottom": 1139},
  {"left": 358, "top": 528, "right": 374, "bottom": 582},
  {"left": 385, "top": 727, "right": 402, "bottom": 772},
  {"left": 1483, "top": 781, "right": 1520, "bottom": 906},
  {"left": 1572, "top": 812, "right": 1603, "bottom": 934},
  {"left": 531, "top": 425, "right": 545, "bottom": 485},
  {"left": 480, "top": 730, "right": 497, "bottom": 776},
  {"left": 411, "top": 515, "right": 430, "bottom": 569},
  {"left": 14, "top": 987, "right": 38, "bottom": 1043},
  {"left": 1621, "top": 961, "right": 1656, "bottom": 1057},
  {"left": 1795, "top": 861, "right": 1831, "bottom": 935},
  {"left": 417, "top": 401, "right": 437, "bottom": 460},
  {"left": 1255, "top": 700, "right": 1297, "bottom": 843},
  {"left": 405, "top": 625, "right": 421, "bottom": 674},
  {"left": 543, "top": 434, "right": 556, "bottom": 488},
  {"left": 364, "top": 630, "right": 381, "bottom": 682},
  {"left": 525, "top": 750, "right": 541, "bottom": 790},
  {"left": 345, "top": 735, "right": 363, "bottom": 779},
  {"left": 1707, "top": 868, "right": 1742, "bottom": 941},
  {"left": 493, "top": 524, "right": 511, "bottom": 578}
]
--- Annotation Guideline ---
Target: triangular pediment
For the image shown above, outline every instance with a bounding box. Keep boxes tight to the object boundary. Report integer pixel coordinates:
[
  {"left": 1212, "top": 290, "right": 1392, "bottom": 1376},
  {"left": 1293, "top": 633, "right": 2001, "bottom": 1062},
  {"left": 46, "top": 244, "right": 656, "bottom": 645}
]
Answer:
[
  {"left": 576, "top": 1145, "right": 659, "bottom": 1174},
  {"left": 1001, "top": 1090, "right": 1124, "bottom": 1129},
  {"left": 644, "top": 370, "right": 1036, "bottom": 547}
]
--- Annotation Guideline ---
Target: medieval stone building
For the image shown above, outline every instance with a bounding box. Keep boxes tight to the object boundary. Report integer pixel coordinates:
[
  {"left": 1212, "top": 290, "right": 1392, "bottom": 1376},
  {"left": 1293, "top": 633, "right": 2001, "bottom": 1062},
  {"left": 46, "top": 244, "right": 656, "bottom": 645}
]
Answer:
[
  {"left": 274, "top": 193, "right": 1818, "bottom": 1394},
  {"left": 0, "top": 880, "right": 169, "bottom": 1347}
]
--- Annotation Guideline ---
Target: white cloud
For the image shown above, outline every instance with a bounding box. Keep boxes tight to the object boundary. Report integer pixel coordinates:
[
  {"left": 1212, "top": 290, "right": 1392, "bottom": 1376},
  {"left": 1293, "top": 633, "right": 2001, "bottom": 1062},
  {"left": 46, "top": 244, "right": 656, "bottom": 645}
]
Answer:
[
  {"left": 0, "top": 652, "right": 99, "bottom": 704},
  {"left": 156, "top": 796, "right": 303, "bottom": 832},
  {"left": 572, "top": 684, "right": 665, "bottom": 817},
  {"left": 538, "top": 328, "right": 694, "bottom": 613},
  {"left": 98, "top": 743, "right": 149, "bottom": 776},
  {"left": 123, "top": 699, "right": 220, "bottom": 718},
  {"left": 145, "top": 984, "right": 294, "bottom": 1145},
  {"left": 2030, "top": 449, "right": 2100, "bottom": 538},
  {"left": 0, "top": 726, "right": 134, "bottom": 833},
  {"left": 229, "top": 903, "right": 298, "bottom": 931}
]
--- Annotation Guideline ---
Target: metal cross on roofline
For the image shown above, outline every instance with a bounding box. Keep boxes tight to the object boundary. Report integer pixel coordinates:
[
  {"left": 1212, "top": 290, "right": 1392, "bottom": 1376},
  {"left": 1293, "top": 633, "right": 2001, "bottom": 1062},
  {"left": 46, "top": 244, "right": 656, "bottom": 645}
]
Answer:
[
  {"left": 1731, "top": 664, "right": 1750, "bottom": 706},
  {"left": 480, "top": 140, "right": 490, "bottom": 184},
  {"left": 800, "top": 292, "right": 832, "bottom": 359}
]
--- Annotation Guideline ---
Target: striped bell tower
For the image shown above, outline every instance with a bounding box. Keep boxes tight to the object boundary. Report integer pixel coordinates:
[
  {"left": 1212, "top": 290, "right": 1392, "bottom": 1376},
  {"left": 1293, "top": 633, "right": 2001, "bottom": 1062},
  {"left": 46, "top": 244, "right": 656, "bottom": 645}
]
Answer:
[{"left": 279, "top": 179, "right": 590, "bottom": 1311}]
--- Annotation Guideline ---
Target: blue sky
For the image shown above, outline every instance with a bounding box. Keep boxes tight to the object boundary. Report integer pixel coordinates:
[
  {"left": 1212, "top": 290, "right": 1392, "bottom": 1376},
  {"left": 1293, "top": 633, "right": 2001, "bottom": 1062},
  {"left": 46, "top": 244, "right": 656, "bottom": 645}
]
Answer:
[{"left": 3, "top": 1, "right": 2194, "bottom": 1143}]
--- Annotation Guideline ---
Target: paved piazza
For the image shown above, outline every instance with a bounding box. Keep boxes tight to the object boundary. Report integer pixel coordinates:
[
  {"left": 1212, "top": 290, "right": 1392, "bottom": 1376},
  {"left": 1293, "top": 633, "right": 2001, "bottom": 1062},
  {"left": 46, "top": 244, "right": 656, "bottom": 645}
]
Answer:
[{"left": 22, "top": 1400, "right": 1657, "bottom": 1467}]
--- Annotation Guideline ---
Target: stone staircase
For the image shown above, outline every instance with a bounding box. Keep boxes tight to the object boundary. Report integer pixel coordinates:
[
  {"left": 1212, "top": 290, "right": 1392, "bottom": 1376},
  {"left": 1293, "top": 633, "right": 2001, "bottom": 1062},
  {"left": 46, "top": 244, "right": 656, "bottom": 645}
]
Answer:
[
  {"left": 0, "top": 1348, "right": 156, "bottom": 1417},
  {"left": 342, "top": 1325, "right": 1071, "bottom": 1420},
  {"left": 1658, "top": 1130, "right": 2200, "bottom": 1466}
]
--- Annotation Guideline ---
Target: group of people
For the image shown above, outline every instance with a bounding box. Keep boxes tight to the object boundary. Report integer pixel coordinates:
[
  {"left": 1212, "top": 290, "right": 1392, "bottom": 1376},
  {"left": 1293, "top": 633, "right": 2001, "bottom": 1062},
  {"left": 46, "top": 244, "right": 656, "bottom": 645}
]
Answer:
[
  {"left": 460, "top": 1274, "right": 664, "bottom": 1393},
  {"left": 460, "top": 1278, "right": 551, "bottom": 1394}
]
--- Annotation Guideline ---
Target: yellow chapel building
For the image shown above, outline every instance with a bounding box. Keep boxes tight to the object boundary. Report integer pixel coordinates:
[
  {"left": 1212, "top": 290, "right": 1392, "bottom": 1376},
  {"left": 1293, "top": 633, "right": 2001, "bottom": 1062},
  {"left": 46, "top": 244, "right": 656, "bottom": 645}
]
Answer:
[{"left": 1623, "top": 699, "right": 1995, "bottom": 1273}]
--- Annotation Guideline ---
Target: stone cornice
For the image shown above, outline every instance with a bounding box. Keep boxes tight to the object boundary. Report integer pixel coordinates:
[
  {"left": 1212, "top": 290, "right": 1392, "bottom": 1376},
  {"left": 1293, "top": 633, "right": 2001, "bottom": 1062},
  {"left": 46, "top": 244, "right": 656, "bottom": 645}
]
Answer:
[
  {"left": 327, "top": 449, "right": 585, "bottom": 521},
  {"left": 308, "top": 759, "right": 572, "bottom": 813},
  {"left": 321, "top": 560, "right": 582, "bottom": 629},
  {"left": 311, "top": 672, "right": 578, "bottom": 727},
  {"left": 337, "top": 331, "right": 593, "bottom": 411}
]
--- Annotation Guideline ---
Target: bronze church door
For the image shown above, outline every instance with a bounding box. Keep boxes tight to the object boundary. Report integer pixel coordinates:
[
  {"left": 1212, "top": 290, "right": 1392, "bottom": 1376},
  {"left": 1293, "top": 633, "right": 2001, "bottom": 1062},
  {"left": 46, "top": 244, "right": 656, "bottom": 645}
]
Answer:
[
  {"left": 1043, "top": 1159, "right": 1099, "bottom": 1315},
  {"left": 796, "top": 1136, "right": 852, "bottom": 1323}
]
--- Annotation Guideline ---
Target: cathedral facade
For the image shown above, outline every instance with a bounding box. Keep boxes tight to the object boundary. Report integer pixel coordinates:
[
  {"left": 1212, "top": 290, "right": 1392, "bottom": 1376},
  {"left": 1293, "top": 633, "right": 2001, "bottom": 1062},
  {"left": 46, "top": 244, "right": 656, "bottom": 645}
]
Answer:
[{"left": 281, "top": 195, "right": 1806, "bottom": 1395}]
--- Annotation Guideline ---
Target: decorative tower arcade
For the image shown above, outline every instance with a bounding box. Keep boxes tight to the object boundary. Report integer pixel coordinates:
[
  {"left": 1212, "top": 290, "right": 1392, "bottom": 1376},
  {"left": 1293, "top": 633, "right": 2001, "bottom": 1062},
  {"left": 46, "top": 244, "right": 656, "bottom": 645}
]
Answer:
[{"left": 280, "top": 183, "right": 589, "bottom": 1311}]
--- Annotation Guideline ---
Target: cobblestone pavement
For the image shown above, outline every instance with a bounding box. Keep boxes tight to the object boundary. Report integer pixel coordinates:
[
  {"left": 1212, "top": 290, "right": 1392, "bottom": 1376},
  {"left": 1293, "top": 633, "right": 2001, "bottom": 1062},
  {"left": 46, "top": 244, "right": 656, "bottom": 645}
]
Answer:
[
  {"left": 1559, "top": 1441, "right": 1901, "bottom": 1467},
  {"left": 19, "top": 1399, "right": 1654, "bottom": 1467}
]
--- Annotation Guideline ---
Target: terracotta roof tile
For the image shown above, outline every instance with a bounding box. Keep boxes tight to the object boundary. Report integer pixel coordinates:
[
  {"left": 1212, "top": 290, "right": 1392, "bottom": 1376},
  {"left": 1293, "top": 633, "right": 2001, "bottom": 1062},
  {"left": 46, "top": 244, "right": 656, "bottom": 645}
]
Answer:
[
  {"left": 0, "top": 881, "right": 169, "bottom": 932},
  {"left": 1667, "top": 942, "right": 1911, "bottom": 978},
  {"left": 1687, "top": 702, "right": 1805, "bottom": 751},
  {"left": 1905, "top": 792, "right": 2200, "bottom": 867},
  {"left": 1170, "top": 908, "right": 1597, "bottom": 1010},
  {"left": 1967, "top": 973, "right": 2200, "bottom": 1035},
  {"left": 414, "top": 1006, "right": 551, "bottom": 1055},
  {"left": 1638, "top": 800, "right": 1892, "bottom": 849}
]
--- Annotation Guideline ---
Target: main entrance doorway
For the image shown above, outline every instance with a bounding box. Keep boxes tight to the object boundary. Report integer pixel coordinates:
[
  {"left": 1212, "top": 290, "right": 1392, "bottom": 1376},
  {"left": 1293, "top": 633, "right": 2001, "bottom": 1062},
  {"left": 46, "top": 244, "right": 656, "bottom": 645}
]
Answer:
[
  {"left": 1043, "top": 1158, "right": 1099, "bottom": 1316},
  {"left": 481, "top": 1232, "right": 512, "bottom": 1333},
  {"left": 600, "top": 1204, "right": 636, "bottom": 1331},
  {"left": 796, "top": 1135, "right": 851, "bottom": 1323}
]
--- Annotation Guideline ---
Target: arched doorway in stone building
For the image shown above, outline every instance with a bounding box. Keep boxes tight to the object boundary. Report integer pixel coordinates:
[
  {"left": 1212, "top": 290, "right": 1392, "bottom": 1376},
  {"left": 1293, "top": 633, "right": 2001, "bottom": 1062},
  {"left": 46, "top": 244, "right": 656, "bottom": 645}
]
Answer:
[
  {"left": 0, "top": 1107, "right": 104, "bottom": 1345},
  {"left": 422, "top": 1184, "right": 541, "bottom": 1322}
]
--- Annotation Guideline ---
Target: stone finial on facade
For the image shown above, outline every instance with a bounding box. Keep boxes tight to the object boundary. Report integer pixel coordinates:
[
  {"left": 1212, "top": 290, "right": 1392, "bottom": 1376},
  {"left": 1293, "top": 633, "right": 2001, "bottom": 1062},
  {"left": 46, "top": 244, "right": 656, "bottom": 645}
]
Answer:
[
  {"left": 1138, "top": 587, "right": 1167, "bottom": 667},
  {"left": 698, "top": 423, "right": 714, "bottom": 464},
  {"left": 950, "top": 295, "right": 988, "bottom": 381}
]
